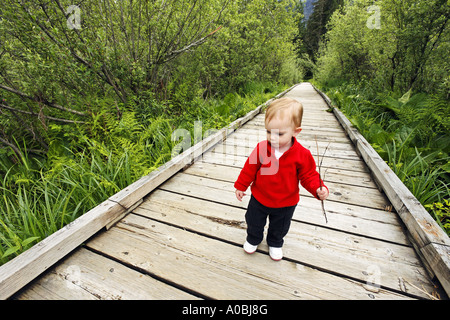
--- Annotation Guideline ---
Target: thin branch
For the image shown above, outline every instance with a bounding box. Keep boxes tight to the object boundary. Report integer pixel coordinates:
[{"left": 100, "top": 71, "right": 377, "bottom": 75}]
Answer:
[
  {"left": 154, "top": 0, "right": 178, "bottom": 64},
  {"left": 0, "top": 84, "right": 87, "bottom": 117},
  {"left": 161, "top": 26, "right": 222, "bottom": 64},
  {"left": 0, "top": 103, "right": 86, "bottom": 124},
  {"left": 20, "top": 0, "right": 127, "bottom": 104},
  {"left": 0, "top": 136, "right": 23, "bottom": 159},
  {"left": 54, "top": 0, "right": 86, "bottom": 45},
  {"left": 401, "top": 277, "right": 440, "bottom": 300},
  {"left": 193, "top": 0, "right": 230, "bottom": 42},
  {"left": 0, "top": 96, "right": 49, "bottom": 150},
  {"left": 162, "top": 0, "right": 199, "bottom": 59},
  {"left": 315, "top": 136, "right": 330, "bottom": 224},
  {"left": 0, "top": 136, "right": 46, "bottom": 156}
]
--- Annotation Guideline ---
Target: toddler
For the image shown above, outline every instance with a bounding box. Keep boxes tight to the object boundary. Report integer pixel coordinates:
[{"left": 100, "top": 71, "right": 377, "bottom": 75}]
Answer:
[{"left": 234, "top": 97, "right": 329, "bottom": 261}]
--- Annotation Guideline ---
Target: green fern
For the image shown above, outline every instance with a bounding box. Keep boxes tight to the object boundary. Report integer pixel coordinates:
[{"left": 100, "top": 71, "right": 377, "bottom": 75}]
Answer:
[{"left": 320, "top": 82, "right": 450, "bottom": 234}]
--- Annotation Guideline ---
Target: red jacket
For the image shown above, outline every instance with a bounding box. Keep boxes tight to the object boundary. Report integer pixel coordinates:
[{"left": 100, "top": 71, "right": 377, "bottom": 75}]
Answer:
[{"left": 234, "top": 138, "right": 328, "bottom": 208}]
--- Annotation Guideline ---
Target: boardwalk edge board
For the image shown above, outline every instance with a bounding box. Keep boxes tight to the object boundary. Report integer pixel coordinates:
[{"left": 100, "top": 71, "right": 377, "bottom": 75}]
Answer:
[
  {"left": 0, "top": 84, "right": 298, "bottom": 300},
  {"left": 312, "top": 84, "right": 450, "bottom": 296}
]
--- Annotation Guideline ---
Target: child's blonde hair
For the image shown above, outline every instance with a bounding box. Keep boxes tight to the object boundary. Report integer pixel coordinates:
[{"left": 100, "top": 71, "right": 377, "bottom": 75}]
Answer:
[{"left": 265, "top": 97, "right": 303, "bottom": 128}]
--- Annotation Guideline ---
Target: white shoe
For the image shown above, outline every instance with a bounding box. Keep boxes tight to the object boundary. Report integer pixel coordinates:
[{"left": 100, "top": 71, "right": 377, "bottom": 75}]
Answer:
[
  {"left": 269, "top": 247, "right": 283, "bottom": 261},
  {"left": 243, "top": 241, "right": 258, "bottom": 254}
]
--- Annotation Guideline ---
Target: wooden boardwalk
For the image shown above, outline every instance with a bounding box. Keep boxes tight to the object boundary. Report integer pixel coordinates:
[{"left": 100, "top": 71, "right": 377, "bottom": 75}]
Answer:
[{"left": 6, "top": 83, "right": 448, "bottom": 300}]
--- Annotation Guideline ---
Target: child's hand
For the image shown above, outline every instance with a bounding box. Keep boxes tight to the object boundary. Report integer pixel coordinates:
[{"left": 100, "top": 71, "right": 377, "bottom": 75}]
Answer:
[
  {"left": 316, "top": 188, "right": 329, "bottom": 200},
  {"left": 235, "top": 190, "right": 246, "bottom": 201}
]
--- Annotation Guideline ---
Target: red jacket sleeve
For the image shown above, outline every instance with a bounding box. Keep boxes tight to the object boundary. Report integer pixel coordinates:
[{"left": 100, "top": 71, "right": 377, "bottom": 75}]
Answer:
[
  {"left": 297, "top": 149, "right": 328, "bottom": 200},
  {"left": 234, "top": 143, "right": 262, "bottom": 192}
]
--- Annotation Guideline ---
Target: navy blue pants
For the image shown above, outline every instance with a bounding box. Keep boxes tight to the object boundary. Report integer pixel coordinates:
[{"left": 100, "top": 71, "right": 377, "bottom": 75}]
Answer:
[{"left": 245, "top": 196, "right": 297, "bottom": 248}]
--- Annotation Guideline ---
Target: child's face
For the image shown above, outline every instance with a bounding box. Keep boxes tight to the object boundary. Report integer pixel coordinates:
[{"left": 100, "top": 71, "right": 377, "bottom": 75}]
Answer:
[{"left": 265, "top": 115, "right": 302, "bottom": 151}]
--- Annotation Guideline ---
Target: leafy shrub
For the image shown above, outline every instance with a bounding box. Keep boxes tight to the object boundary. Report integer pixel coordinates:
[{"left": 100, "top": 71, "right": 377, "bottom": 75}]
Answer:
[
  {"left": 426, "top": 199, "right": 450, "bottom": 235},
  {"left": 320, "top": 82, "right": 449, "bottom": 235}
]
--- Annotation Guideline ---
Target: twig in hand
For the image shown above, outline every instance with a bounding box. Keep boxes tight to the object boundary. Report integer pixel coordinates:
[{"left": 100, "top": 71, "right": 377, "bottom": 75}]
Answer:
[{"left": 315, "top": 136, "right": 330, "bottom": 223}]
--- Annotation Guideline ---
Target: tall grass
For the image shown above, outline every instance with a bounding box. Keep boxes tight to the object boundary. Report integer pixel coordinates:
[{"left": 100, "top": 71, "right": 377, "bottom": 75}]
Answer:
[
  {"left": 0, "top": 145, "right": 136, "bottom": 264},
  {"left": 0, "top": 82, "right": 286, "bottom": 265}
]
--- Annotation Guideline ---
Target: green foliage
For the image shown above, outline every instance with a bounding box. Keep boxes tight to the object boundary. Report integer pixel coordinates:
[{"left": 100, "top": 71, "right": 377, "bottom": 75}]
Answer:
[
  {"left": 425, "top": 199, "right": 450, "bottom": 235},
  {"left": 0, "top": 0, "right": 300, "bottom": 153},
  {"left": 293, "top": 0, "right": 344, "bottom": 78},
  {"left": 0, "top": 82, "right": 286, "bottom": 265},
  {"left": 0, "top": 0, "right": 299, "bottom": 265},
  {"left": 315, "top": 0, "right": 449, "bottom": 96},
  {"left": 321, "top": 82, "right": 450, "bottom": 235},
  {"left": 297, "top": 0, "right": 344, "bottom": 61}
]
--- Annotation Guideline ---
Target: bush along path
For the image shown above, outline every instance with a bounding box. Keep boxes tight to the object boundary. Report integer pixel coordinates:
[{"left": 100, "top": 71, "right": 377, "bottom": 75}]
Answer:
[{"left": 316, "top": 82, "right": 449, "bottom": 236}]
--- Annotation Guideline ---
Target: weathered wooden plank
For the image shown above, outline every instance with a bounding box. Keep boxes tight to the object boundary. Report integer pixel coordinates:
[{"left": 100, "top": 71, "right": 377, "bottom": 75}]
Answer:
[
  {"left": 151, "top": 176, "right": 435, "bottom": 297},
  {"left": 14, "top": 248, "right": 198, "bottom": 300},
  {"left": 147, "top": 185, "right": 408, "bottom": 246},
  {"left": 165, "top": 171, "right": 388, "bottom": 210},
  {"left": 89, "top": 219, "right": 317, "bottom": 300},
  {"left": 133, "top": 195, "right": 432, "bottom": 299},
  {"left": 244, "top": 123, "right": 346, "bottom": 135},
  {"left": 106, "top": 199, "right": 143, "bottom": 230},
  {"left": 14, "top": 274, "right": 98, "bottom": 300},
  {"left": 185, "top": 162, "right": 409, "bottom": 244},
  {"left": 251, "top": 111, "right": 339, "bottom": 121},
  {"left": 148, "top": 189, "right": 432, "bottom": 292},
  {"left": 185, "top": 164, "right": 399, "bottom": 225},
  {"left": 188, "top": 161, "right": 389, "bottom": 222},
  {"left": 87, "top": 214, "right": 413, "bottom": 300},
  {"left": 220, "top": 138, "right": 361, "bottom": 161},
  {"left": 187, "top": 161, "right": 400, "bottom": 222},
  {"left": 254, "top": 122, "right": 348, "bottom": 132},
  {"left": 420, "top": 243, "right": 450, "bottom": 296},
  {"left": 244, "top": 116, "right": 345, "bottom": 128},
  {"left": 0, "top": 200, "right": 124, "bottom": 300},
  {"left": 251, "top": 108, "right": 337, "bottom": 117},
  {"left": 183, "top": 169, "right": 401, "bottom": 263},
  {"left": 187, "top": 159, "right": 377, "bottom": 189},
  {"left": 202, "top": 150, "right": 369, "bottom": 174}
]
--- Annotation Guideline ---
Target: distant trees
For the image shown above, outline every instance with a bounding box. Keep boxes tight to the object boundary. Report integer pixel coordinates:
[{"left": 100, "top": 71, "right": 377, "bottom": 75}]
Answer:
[
  {"left": 313, "top": 0, "right": 449, "bottom": 95},
  {"left": 294, "top": 0, "right": 343, "bottom": 78}
]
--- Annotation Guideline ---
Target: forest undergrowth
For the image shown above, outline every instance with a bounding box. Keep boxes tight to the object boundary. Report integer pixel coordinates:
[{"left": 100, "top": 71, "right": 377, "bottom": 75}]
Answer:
[
  {"left": 315, "top": 80, "right": 450, "bottom": 235},
  {"left": 0, "top": 82, "right": 287, "bottom": 265}
]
